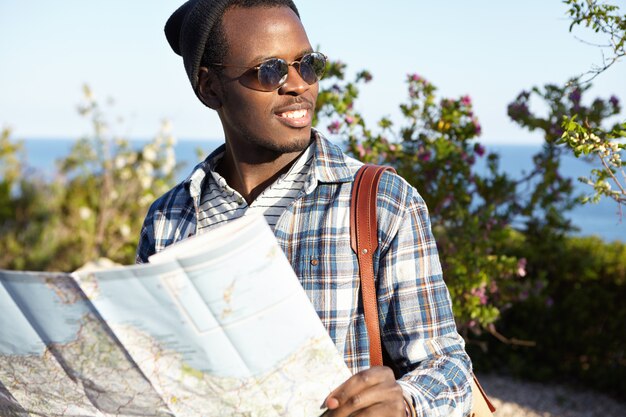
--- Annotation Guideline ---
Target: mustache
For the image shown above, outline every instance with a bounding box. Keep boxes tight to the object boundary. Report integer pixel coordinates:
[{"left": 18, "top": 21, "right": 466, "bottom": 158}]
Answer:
[{"left": 272, "top": 96, "right": 315, "bottom": 113}]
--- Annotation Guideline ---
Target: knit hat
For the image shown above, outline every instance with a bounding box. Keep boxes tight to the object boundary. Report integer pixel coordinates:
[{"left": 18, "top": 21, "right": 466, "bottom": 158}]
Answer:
[{"left": 164, "top": 0, "right": 300, "bottom": 97}]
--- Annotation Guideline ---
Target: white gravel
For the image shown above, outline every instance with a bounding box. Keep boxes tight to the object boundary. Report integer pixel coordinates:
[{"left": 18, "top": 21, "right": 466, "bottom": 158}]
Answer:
[{"left": 477, "top": 374, "right": 625, "bottom": 417}]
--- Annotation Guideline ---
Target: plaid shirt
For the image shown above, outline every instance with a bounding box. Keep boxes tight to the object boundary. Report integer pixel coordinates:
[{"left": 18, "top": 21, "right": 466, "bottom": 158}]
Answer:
[{"left": 137, "top": 131, "right": 473, "bottom": 417}]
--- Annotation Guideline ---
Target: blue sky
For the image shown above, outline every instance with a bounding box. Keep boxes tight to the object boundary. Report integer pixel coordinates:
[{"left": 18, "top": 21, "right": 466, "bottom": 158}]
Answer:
[{"left": 1, "top": 0, "right": 625, "bottom": 144}]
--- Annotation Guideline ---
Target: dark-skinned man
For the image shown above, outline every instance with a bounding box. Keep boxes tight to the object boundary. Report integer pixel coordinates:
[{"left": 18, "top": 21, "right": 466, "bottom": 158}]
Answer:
[{"left": 137, "top": 1, "right": 473, "bottom": 416}]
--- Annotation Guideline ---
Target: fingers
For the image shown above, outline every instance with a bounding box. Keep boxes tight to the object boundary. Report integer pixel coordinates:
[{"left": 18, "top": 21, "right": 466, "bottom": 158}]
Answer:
[
  {"left": 325, "top": 367, "right": 406, "bottom": 417},
  {"left": 327, "top": 366, "right": 393, "bottom": 403}
]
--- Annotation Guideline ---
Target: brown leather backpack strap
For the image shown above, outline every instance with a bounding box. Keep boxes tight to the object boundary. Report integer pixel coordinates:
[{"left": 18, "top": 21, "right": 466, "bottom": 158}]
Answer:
[
  {"left": 350, "top": 164, "right": 395, "bottom": 367},
  {"left": 350, "top": 164, "right": 495, "bottom": 416}
]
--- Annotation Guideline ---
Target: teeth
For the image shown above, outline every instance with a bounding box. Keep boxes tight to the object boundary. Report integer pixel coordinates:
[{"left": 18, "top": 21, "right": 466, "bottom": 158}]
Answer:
[{"left": 280, "top": 109, "right": 307, "bottom": 119}]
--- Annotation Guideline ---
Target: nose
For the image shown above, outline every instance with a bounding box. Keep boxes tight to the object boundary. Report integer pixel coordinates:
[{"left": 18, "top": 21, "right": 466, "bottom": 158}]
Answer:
[{"left": 278, "top": 64, "right": 310, "bottom": 96}]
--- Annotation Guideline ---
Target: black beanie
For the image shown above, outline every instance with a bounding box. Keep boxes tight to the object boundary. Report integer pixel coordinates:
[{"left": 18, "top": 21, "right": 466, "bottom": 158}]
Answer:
[{"left": 164, "top": 0, "right": 300, "bottom": 97}]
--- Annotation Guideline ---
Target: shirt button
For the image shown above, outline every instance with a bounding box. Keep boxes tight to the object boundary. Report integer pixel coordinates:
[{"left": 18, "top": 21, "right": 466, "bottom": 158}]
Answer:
[
  {"left": 310, "top": 259, "right": 319, "bottom": 266},
  {"left": 237, "top": 197, "right": 244, "bottom": 205}
]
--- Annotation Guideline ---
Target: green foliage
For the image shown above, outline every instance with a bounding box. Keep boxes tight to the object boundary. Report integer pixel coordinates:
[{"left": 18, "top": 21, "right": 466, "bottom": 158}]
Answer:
[
  {"left": 560, "top": 1, "right": 626, "bottom": 210},
  {"left": 0, "top": 128, "right": 23, "bottom": 185},
  {"left": 504, "top": 81, "right": 625, "bottom": 392},
  {"left": 470, "top": 234, "right": 626, "bottom": 399},
  {"left": 565, "top": 0, "right": 626, "bottom": 80},
  {"left": 0, "top": 86, "right": 180, "bottom": 271},
  {"left": 561, "top": 116, "right": 625, "bottom": 204},
  {"left": 508, "top": 79, "right": 625, "bottom": 211},
  {"left": 508, "top": 80, "right": 623, "bottom": 211},
  {"left": 0, "top": 127, "right": 57, "bottom": 270}
]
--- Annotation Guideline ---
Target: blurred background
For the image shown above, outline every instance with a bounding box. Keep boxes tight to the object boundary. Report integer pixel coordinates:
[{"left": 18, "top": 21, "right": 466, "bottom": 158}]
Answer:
[{"left": 1, "top": 1, "right": 625, "bottom": 415}]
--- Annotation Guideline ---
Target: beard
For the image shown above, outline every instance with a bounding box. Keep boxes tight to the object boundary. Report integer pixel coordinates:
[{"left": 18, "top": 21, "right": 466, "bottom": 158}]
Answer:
[
  {"left": 227, "top": 127, "right": 314, "bottom": 163},
  {"left": 245, "top": 131, "right": 312, "bottom": 154}
]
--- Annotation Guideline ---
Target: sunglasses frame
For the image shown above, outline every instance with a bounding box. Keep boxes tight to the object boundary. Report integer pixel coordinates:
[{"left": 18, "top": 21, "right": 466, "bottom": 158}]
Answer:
[{"left": 208, "top": 52, "right": 327, "bottom": 92}]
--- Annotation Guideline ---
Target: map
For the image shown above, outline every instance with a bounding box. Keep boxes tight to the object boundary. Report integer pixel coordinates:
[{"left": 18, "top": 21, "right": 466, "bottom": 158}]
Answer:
[{"left": 0, "top": 215, "right": 351, "bottom": 416}]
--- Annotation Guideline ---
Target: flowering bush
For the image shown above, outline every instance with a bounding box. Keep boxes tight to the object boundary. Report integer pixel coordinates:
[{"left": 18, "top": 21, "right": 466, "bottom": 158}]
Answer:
[
  {"left": 316, "top": 65, "right": 545, "bottom": 335},
  {"left": 471, "top": 234, "right": 626, "bottom": 399},
  {"left": 0, "top": 86, "right": 180, "bottom": 271}
]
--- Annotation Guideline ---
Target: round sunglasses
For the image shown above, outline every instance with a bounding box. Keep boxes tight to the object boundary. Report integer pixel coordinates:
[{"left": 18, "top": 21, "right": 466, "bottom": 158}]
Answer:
[{"left": 209, "top": 52, "right": 327, "bottom": 92}]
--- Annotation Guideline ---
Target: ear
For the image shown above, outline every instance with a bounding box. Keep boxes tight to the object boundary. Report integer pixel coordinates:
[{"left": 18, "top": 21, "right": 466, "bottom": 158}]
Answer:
[{"left": 197, "top": 67, "right": 223, "bottom": 109}]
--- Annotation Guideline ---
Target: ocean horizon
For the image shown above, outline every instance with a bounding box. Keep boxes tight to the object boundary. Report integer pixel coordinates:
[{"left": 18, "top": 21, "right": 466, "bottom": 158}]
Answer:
[{"left": 16, "top": 138, "right": 626, "bottom": 243}]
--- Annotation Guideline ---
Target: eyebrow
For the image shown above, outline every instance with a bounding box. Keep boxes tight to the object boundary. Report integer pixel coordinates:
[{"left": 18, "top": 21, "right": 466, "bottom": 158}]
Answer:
[{"left": 248, "top": 47, "right": 314, "bottom": 65}]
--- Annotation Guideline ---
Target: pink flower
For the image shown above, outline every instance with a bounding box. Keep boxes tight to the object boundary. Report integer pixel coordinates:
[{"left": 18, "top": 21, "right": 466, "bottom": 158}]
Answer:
[
  {"left": 356, "top": 143, "right": 366, "bottom": 159},
  {"left": 345, "top": 116, "right": 354, "bottom": 125},
  {"left": 569, "top": 88, "right": 581, "bottom": 104},
  {"left": 419, "top": 150, "right": 432, "bottom": 162},
  {"left": 507, "top": 102, "right": 530, "bottom": 120},
  {"left": 471, "top": 286, "right": 488, "bottom": 305},
  {"left": 461, "top": 95, "right": 472, "bottom": 106},
  {"left": 409, "top": 73, "right": 423, "bottom": 82},
  {"left": 472, "top": 117, "right": 482, "bottom": 135},
  {"left": 474, "top": 143, "right": 486, "bottom": 157},
  {"left": 517, "top": 258, "right": 527, "bottom": 277}
]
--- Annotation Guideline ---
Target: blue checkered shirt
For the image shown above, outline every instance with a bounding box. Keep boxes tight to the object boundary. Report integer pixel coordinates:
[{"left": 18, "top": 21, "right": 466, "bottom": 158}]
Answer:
[{"left": 137, "top": 131, "right": 473, "bottom": 416}]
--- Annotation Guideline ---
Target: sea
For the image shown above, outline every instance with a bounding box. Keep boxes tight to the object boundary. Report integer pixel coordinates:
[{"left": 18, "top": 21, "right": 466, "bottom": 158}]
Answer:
[{"left": 18, "top": 138, "right": 626, "bottom": 243}]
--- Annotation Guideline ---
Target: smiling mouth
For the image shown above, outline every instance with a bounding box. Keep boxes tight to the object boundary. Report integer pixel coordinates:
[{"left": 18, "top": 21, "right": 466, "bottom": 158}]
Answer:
[
  {"left": 275, "top": 108, "right": 311, "bottom": 128},
  {"left": 278, "top": 109, "right": 308, "bottom": 119}
]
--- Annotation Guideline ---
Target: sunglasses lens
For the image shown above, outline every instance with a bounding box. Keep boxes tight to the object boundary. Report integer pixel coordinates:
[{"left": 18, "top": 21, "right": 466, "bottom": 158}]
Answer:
[
  {"left": 253, "top": 53, "right": 327, "bottom": 91},
  {"left": 299, "top": 53, "right": 327, "bottom": 84},
  {"left": 257, "top": 58, "right": 288, "bottom": 91}
]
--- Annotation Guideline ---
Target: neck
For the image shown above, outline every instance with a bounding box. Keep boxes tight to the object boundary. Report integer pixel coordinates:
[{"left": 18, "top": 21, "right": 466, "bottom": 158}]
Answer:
[{"left": 216, "top": 143, "right": 304, "bottom": 204}]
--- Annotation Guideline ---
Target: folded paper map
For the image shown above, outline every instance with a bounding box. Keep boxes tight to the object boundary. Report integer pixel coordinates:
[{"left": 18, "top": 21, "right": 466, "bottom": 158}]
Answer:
[{"left": 0, "top": 214, "right": 351, "bottom": 416}]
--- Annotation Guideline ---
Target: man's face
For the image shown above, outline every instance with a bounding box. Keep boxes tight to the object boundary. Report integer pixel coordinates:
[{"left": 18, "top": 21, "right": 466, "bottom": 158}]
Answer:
[{"left": 207, "top": 6, "right": 318, "bottom": 156}]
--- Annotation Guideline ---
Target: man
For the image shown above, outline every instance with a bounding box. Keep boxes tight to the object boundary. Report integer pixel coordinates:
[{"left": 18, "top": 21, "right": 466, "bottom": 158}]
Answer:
[{"left": 137, "top": 0, "right": 473, "bottom": 415}]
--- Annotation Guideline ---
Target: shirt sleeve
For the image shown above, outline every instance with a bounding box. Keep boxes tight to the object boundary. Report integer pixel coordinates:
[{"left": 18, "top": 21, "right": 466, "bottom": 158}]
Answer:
[
  {"left": 135, "top": 212, "right": 155, "bottom": 264},
  {"left": 376, "top": 178, "right": 473, "bottom": 417}
]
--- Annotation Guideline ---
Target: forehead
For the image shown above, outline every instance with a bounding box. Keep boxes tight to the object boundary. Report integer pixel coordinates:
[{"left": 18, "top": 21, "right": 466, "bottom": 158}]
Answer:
[{"left": 221, "top": 6, "right": 312, "bottom": 64}]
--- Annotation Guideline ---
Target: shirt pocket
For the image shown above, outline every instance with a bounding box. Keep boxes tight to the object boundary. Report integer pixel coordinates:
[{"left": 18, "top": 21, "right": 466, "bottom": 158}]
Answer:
[{"left": 295, "top": 236, "right": 359, "bottom": 320}]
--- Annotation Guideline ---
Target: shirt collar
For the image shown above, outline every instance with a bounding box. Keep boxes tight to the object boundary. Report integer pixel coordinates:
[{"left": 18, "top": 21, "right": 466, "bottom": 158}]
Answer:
[
  {"left": 182, "top": 144, "right": 225, "bottom": 199},
  {"left": 310, "top": 129, "right": 354, "bottom": 184},
  {"left": 182, "top": 129, "right": 355, "bottom": 199}
]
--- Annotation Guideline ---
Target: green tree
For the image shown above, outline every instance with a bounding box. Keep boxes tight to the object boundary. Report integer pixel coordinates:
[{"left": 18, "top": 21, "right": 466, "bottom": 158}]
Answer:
[
  {"left": 0, "top": 127, "right": 58, "bottom": 270},
  {"left": 0, "top": 86, "right": 181, "bottom": 271},
  {"left": 560, "top": 0, "right": 626, "bottom": 209}
]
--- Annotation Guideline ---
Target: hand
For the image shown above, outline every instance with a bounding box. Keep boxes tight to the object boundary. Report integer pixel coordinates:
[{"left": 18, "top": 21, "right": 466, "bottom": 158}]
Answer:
[{"left": 324, "top": 366, "right": 408, "bottom": 417}]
